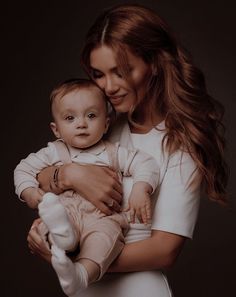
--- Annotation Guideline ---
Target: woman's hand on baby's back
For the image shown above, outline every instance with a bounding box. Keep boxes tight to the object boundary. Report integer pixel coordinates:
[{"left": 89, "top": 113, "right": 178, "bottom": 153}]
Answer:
[
  {"left": 70, "top": 164, "right": 123, "bottom": 215},
  {"left": 38, "top": 163, "right": 122, "bottom": 215}
]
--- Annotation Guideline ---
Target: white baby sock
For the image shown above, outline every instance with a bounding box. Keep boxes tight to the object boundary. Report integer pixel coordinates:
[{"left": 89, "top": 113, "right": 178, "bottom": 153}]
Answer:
[
  {"left": 38, "top": 192, "right": 77, "bottom": 251},
  {"left": 51, "top": 245, "right": 88, "bottom": 297}
]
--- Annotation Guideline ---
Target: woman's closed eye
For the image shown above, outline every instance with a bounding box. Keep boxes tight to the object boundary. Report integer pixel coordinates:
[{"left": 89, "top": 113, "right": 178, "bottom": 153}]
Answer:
[
  {"left": 91, "top": 68, "right": 123, "bottom": 79},
  {"left": 91, "top": 69, "right": 104, "bottom": 79},
  {"left": 114, "top": 69, "right": 123, "bottom": 78}
]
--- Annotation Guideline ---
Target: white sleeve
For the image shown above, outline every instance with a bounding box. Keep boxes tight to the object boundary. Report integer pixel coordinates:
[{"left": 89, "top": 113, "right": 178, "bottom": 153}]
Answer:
[
  {"left": 151, "top": 151, "right": 201, "bottom": 239},
  {"left": 14, "top": 142, "right": 61, "bottom": 199},
  {"left": 117, "top": 144, "right": 159, "bottom": 193}
]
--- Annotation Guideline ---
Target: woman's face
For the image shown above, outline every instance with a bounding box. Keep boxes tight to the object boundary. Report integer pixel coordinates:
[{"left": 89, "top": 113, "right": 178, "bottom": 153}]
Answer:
[{"left": 89, "top": 45, "right": 152, "bottom": 113}]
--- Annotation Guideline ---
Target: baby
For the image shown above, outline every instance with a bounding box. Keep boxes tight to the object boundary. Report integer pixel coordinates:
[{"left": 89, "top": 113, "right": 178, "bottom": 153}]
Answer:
[{"left": 14, "top": 78, "right": 159, "bottom": 297}]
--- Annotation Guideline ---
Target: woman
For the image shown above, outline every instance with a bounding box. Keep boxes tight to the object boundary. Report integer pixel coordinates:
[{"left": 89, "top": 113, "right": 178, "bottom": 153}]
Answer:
[{"left": 27, "top": 4, "right": 228, "bottom": 297}]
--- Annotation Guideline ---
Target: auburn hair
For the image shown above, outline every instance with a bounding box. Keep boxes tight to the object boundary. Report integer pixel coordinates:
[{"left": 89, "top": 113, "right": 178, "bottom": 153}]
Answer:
[{"left": 80, "top": 4, "right": 229, "bottom": 204}]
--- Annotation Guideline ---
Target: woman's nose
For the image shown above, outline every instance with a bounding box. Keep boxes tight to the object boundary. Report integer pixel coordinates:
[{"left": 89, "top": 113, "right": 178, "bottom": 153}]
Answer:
[{"left": 104, "top": 76, "right": 119, "bottom": 95}]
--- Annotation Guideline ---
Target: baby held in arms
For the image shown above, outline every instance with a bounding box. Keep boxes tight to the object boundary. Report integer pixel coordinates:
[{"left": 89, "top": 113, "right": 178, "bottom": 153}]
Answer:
[{"left": 14, "top": 78, "right": 159, "bottom": 296}]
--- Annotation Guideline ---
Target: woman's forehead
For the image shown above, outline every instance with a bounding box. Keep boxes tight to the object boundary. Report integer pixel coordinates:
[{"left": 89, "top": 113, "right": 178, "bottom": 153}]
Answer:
[
  {"left": 90, "top": 44, "right": 146, "bottom": 70},
  {"left": 90, "top": 45, "right": 118, "bottom": 69}
]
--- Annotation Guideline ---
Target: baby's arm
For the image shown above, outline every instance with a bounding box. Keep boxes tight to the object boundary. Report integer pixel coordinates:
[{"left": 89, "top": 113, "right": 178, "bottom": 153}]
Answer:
[
  {"left": 117, "top": 144, "right": 159, "bottom": 223},
  {"left": 127, "top": 181, "right": 153, "bottom": 224},
  {"left": 14, "top": 142, "right": 60, "bottom": 205},
  {"left": 21, "top": 187, "right": 45, "bottom": 209}
]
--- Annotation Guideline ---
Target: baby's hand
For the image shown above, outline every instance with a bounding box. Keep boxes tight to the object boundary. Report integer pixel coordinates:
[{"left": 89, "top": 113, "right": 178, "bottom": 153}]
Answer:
[
  {"left": 126, "top": 182, "right": 152, "bottom": 224},
  {"left": 21, "top": 187, "right": 44, "bottom": 209}
]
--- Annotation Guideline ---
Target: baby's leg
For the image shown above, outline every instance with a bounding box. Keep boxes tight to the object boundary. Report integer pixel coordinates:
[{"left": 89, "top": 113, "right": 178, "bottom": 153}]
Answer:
[
  {"left": 78, "top": 216, "right": 126, "bottom": 279},
  {"left": 38, "top": 192, "right": 77, "bottom": 251},
  {"left": 51, "top": 245, "right": 99, "bottom": 297}
]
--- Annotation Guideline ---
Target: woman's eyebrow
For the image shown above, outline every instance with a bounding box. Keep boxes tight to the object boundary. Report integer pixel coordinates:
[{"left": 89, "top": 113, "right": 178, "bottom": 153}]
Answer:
[
  {"left": 91, "top": 66, "right": 119, "bottom": 72},
  {"left": 90, "top": 67, "right": 101, "bottom": 71}
]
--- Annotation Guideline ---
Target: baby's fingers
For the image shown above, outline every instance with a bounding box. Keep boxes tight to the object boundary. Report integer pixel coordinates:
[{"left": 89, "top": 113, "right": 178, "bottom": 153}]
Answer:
[
  {"left": 129, "top": 208, "right": 136, "bottom": 224},
  {"left": 134, "top": 208, "right": 143, "bottom": 224},
  {"left": 123, "top": 205, "right": 130, "bottom": 212},
  {"left": 139, "top": 207, "right": 148, "bottom": 224},
  {"left": 145, "top": 203, "right": 152, "bottom": 224}
]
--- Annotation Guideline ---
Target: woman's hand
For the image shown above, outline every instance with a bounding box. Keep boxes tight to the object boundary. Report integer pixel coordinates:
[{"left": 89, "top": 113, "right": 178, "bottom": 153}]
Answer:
[
  {"left": 63, "top": 163, "right": 123, "bottom": 215},
  {"left": 37, "top": 163, "right": 123, "bottom": 215},
  {"left": 27, "top": 218, "right": 52, "bottom": 263}
]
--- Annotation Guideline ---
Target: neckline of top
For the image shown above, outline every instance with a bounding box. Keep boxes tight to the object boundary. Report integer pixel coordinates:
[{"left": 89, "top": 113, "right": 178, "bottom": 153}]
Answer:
[{"left": 130, "top": 120, "right": 165, "bottom": 136}]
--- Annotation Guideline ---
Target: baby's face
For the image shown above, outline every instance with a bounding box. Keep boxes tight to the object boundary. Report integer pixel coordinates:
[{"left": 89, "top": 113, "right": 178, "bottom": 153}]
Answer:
[{"left": 51, "top": 87, "right": 109, "bottom": 149}]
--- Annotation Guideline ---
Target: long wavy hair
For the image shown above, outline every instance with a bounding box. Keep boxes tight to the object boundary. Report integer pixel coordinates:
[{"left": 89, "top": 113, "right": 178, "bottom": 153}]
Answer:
[{"left": 80, "top": 4, "right": 229, "bottom": 204}]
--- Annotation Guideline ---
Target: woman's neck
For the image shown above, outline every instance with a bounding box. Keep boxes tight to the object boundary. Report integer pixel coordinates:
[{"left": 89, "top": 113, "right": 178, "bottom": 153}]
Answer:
[{"left": 129, "top": 113, "right": 164, "bottom": 134}]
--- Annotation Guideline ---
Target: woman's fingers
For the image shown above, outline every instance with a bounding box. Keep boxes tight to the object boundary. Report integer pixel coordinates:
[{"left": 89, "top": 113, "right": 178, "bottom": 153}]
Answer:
[
  {"left": 27, "top": 219, "right": 52, "bottom": 263},
  {"left": 102, "top": 167, "right": 123, "bottom": 199},
  {"left": 97, "top": 203, "right": 113, "bottom": 215},
  {"left": 105, "top": 198, "right": 121, "bottom": 212},
  {"left": 103, "top": 166, "right": 121, "bottom": 181},
  {"left": 110, "top": 200, "right": 121, "bottom": 212},
  {"left": 93, "top": 167, "right": 123, "bottom": 208},
  {"left": 28, "top": 224, "right": 45, "bottom": 251},
  {"left": 63, "top": 164, "right": 123, "bottom": 214},
  {"left": 110, "top": 187, "right": 122, "bottom": 204},
  {"left": 96, "top": 198, "right": 122, "bottom": 215}
]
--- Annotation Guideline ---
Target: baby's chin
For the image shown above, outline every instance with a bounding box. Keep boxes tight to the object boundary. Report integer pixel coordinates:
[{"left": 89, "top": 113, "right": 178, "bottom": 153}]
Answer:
[{"left": 70, "top": 139, "right": 100, "bottom": 150}]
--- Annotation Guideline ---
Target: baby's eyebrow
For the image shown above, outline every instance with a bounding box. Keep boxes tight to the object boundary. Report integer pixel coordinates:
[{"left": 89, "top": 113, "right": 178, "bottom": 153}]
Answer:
[{"left": 86, "top": 105, "right": 99, "bottom": 110}]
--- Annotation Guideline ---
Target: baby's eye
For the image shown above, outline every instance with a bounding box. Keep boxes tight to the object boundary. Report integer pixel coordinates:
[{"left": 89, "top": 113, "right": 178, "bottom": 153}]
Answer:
[
  {"left": 65, "top": 115, "right": 74, "bottom": 121},
  {"left": 87, "top": 113, "right": 96, "bottom": 119}
]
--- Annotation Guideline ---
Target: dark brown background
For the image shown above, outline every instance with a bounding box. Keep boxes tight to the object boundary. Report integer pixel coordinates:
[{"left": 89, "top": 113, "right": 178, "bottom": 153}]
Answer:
[{"left": 2, "top": 1, "right": 235, "bottom": 296}]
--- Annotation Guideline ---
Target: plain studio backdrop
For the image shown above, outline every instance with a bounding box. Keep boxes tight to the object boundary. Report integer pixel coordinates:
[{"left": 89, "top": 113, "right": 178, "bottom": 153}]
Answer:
[{"left": 2, "top": 1, "right": 235, "bottom": 296}]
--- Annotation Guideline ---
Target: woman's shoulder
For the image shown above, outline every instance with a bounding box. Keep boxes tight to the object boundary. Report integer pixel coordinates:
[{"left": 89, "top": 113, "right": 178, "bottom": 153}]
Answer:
[
  {"left": 154, "top": 121, "right": 197, "bottom": 168},
  {"left": 167, "top": 147, "right": 197, "bottom": 170}
]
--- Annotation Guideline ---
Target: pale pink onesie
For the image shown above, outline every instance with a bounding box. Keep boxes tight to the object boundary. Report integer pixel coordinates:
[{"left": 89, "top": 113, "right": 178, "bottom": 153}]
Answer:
[
  {"left": 14, "top": 139, "right": 159, "bottom": 278},
  {"left": 55, "top": 140, "right": 129, "bottom": 278}
]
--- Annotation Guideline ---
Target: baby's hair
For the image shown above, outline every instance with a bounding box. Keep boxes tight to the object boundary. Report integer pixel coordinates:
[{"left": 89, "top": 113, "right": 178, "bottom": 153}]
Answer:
[{"left": 50, "top": 78, "right": 107, "bottom": 112}]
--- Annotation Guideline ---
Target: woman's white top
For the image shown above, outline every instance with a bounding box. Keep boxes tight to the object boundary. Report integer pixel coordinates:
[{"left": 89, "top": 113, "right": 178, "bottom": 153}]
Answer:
[{"left": 80, "top": 120, "right": 201, "bottom": 297}]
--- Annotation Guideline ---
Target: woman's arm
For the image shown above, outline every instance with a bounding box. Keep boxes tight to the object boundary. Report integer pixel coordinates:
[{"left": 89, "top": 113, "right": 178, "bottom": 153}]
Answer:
[
  {"left": 28, "top": 219, "right": 185, "bottom": 270},
  {"left": 108, "top": 230, "right": 185, "bottom": 272},
  {"left": 108, "top": 150, "right": 199, "bottom": 273},
  {"left": 37, "top": 163, "right": 123, "bottom": 214}
]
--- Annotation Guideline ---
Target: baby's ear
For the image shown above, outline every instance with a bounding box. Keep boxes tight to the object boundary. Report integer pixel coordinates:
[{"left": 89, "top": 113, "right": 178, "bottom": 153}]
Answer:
[
  {"left": 50, "top": 122, "right": 60, "bottom": 138},
  {"left": 104, "top": 117, "right": 110, "bottom": 134}
]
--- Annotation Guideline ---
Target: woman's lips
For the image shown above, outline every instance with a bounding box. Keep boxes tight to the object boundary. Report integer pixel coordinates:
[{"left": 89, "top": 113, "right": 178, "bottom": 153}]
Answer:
[{"left": 109, "top": 94, "right": 126, "bottom": 105}]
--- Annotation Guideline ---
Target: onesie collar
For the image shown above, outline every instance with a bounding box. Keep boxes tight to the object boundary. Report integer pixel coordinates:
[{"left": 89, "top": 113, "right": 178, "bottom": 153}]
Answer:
[{"left": 68, "top": 140, "right": 106, "bottom": 159}]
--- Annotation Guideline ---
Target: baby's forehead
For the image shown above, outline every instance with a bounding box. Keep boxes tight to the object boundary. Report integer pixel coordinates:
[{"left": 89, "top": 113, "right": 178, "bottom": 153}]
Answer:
[
  {"left": 69, "top": 86, "right": 105, "bottom": 103},
  {"left": 75, "top": 85, "right": 104, "bottom": 97},
  {"left": 57, "top": 86, "right": 107, "bottom": 109}
]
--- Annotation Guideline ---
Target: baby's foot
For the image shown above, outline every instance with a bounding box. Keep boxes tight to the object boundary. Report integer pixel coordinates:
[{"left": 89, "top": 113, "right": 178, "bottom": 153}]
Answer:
[
  {"left": 51, "top": 245, "right": 88, "bottom": 296},
  {"left": 38, "top": 192, "right": 77, "bottom": 250}
]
